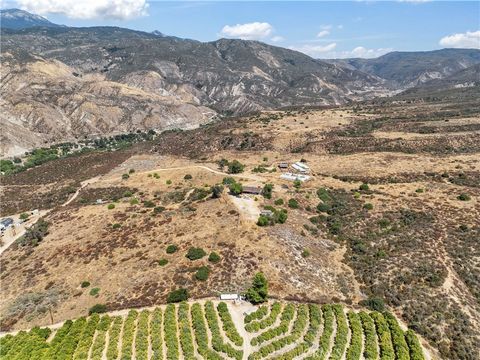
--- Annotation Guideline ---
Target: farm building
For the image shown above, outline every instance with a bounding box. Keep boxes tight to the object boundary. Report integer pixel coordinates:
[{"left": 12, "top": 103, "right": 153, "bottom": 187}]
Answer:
[
  {"left": 292, "top": 162, "right": 310, "bottom": 173},
  {"left": 280, "top": 173, "right": 311, "bottom": 182},
  {"left": 278, "top": 162, "right": 289, "bottom": 169},
  {"left": 242, "top": 186, "right": 262, "bottom": 195},
  {"left": 0, "top": 218, "right": 14, "bottom": 232},
  {"left": 220, "top": 293, "right": 239, "bottom": 301}
]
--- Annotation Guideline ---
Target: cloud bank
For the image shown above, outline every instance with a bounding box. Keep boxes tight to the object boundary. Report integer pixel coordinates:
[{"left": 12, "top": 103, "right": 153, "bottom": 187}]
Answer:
[
  {"left": 16, "top": 0, "right": 148, "bottom": 20},
  {"left": 439, "top": 30, "right": 480, "bottom": 49}
]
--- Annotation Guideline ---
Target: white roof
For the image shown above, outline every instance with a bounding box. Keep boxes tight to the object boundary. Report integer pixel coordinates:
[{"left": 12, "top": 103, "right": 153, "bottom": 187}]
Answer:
[
  {"left": 294, "top": 162, "right": 310, "bottom": 170},
  {"left": 220, "top": 293, "right": 239, "bottom": 300},
  {"left": 291, "top": 164, "right": 308, "bottom": 173},
  {"left": 280, "top": 173, "right": 311, "bottom": 182}
]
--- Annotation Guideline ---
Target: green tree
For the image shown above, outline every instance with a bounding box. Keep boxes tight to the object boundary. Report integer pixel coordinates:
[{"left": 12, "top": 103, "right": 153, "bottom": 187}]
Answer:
[
  {"left": 228, "top": 160, "right": 245, "bottom": 174},
  {"left": 262, "top": 184, "right": 274, "bottom": 199},
  {"left": 229, "top": 182, "right": 243, "bottom": 196},
  {"left": 245, "top": 272, "right": 268, "bottom": 304}
]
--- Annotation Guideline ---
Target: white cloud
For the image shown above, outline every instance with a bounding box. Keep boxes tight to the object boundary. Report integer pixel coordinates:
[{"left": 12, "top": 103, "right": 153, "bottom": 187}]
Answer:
[
  {"left": 289, "top": 43, "right": 337, "bottom": 57},
  {"left": 16, "top": 0, "right": 148, "bottom": 20},
  {"left": 337, "top": 25, "right": 344, "bottom": 30},
  {"left": 317, "top": 30, "right": 330, "bottom": 38},
  {"left": 439, "top": 30, "right": 480, "bottom": 49},
  {"left": 270, "top": 35, "right": 284, "bottom": 43},
  {"left": 220, "top": 22, "right": 273, "bottom": 40},
  {"left": 320, "top": 24, "right": 332, "bottom": 30}
]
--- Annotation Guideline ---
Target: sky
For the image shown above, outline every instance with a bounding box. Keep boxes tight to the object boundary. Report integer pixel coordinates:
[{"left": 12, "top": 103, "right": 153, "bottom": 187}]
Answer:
[{"left": 2, "top": 1, "right": 479, "bottom": 58}]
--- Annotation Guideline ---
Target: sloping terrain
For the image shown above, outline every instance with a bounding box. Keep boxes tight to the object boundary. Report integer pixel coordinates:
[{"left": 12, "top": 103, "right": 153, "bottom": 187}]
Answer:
[{"left": 0, "top": 94, "right": 479, "bottom": 359}]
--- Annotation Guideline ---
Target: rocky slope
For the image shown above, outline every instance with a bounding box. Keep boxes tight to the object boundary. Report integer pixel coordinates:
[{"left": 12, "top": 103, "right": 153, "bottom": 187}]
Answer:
[{"left": 0, "top": 49, "right": 214, "bottom": 157}]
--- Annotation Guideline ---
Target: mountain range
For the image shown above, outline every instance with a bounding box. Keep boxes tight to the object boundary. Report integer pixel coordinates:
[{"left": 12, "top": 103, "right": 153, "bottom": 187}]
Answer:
[{"left": 1, "top": 8, "right": 479, "bottom": 156}]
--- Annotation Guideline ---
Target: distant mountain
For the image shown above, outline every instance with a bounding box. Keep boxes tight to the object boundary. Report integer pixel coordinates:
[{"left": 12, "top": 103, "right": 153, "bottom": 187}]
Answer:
[
  {"left": 330, "top": 49, "right": 480, "bottom": 89},
  {"left": 0, "top": 8, "right": 63, "bottom": 29},
  {"left": 1, "top": 25, "right": 389, "bottom": 115}
]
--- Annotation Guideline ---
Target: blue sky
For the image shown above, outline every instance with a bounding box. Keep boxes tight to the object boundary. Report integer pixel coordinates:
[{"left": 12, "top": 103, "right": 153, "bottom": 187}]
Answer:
[{"left": 3, "top": 1, "right": 480, "bottom": 58}]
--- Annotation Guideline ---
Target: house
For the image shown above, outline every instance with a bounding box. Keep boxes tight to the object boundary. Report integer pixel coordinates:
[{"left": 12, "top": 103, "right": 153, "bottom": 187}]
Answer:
[
  {"left": 280, "top": 173, "right": 311, "bottom": 182},
  {"left": 242, "top": 186, "right": 262, "bottom": 195},
  {"left": 0, "top": 218, "right": 14, "bottom": 232},
  {"left": 220, "top": 293, "right": 239, "bottom": 301},
  {"left": 278, "top": 162, "right": 289, "bottom": 169}
]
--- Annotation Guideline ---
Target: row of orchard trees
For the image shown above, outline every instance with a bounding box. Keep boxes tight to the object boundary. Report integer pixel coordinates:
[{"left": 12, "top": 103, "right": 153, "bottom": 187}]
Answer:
[
  {"left": 0, "top": 301, "right": 426, "bottom": 360},
  {"left": 245, "top": 302, "right": 426, "bottom": 360}
]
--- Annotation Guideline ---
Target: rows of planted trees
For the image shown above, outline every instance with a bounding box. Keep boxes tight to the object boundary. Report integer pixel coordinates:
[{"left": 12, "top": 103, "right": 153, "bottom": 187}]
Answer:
[{"left": 0, "top": 301, "right": 426, "bottom": 360}]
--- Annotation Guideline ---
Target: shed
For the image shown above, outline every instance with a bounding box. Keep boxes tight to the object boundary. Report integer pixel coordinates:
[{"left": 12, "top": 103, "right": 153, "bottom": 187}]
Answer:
[
  {"left": 260, "top": 210, "right": 274, "bottom": 217},
  {"left": 278, "top": 162, "right": 289, "bottom": 169},
  {"left": 242, "top": 186, "right": 262, "bottom": 195},
  {"left": 220, "top": 293, "right": 239, "bottom": 301}
]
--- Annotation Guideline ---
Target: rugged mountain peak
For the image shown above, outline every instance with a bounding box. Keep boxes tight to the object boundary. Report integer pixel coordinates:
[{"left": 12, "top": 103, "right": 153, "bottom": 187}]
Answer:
[{"left": 0, "top": 8, "right": 63, "bottom": 29}]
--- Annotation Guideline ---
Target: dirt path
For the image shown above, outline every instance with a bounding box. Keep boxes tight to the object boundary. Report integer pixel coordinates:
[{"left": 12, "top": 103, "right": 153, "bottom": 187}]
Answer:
[{"left": 62, "top": 176, "right": 100, "bottom": 207}]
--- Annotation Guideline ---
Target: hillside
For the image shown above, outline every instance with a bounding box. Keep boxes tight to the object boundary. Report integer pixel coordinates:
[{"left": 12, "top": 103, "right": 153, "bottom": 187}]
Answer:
[
  {"left": 0, "top": 301, "right": 429, "bottom": 360},
  {"left": 1, "top": 94, "right": 479, "bottom": 359}
]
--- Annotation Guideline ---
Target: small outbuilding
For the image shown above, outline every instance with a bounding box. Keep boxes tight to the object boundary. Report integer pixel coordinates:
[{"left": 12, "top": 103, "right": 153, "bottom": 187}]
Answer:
[
  {"left": 0, "top": 218, "right": 14, "bottom": 232},
  {"left": 242, "top": 186, "right": 262, "bottom": 195},
  {"left": 260, "top": 210, "right": 274, "bottom": 217},
  {"left": 220, "top": 293, "right": 239, "bottom": 301},
  {"left": 278, "top": 162, "right": 289, "bottom": 169}
]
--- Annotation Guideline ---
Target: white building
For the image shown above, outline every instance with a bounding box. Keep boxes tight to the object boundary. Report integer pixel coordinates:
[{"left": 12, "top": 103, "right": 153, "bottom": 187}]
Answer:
[
  {"left": 220, "top": 293, "right": 239, "bottom": 301},
  {"left": 292, "top": 162, "right": 310, "bottom": 173},
  {"left": 280, "top": 173, "right": 311, "bottom": 182}
]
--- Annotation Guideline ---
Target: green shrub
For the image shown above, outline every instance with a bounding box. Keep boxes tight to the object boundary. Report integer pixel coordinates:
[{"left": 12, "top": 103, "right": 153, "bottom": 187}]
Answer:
[
  {"left": 346, "top": 311, "right": 362, "bottom": 360},
  {"left": 167, "top": 288, "right": 189, "bottom": 303},
  {"left": 123, "top": 190, "right": 133, "bottom": 197},
  {"left": 112, "top": 223, "right": 121, "bottom": 229},
  {"left": 129, "top": 168, "right": 135, "bottom": 174},
  {"left": 262, "top": 184, "right": 273, "bottom": 199},
  {"left": 158, "top": 259, "right": 168, "bottom": 266},
  {"left": 457, "top": 193, "right": 471, "bottom": 201},
  {"left": 301, "top": 249, "right": 310, "bottom": 258},
  {"left": 89, "top": 288, "right": 100, "bottom": 296},
  {"left": 317, "top": 187, "right": 331, "bottom": 202},
  {"left": 121, "top": 310, "right": 138, "bottom": 360},
  {"left": 293, "top": 180, "right": 302, "bottom": 189},
  {"left": 166, "top": 244, "right": 178, "bottom": 254},
  {"left": 227, "top": 160, "right": 245, "bottom": 174},
  {"left": 186, "top": 247, "right": 206, "bottom": 260},
  {"left": 150, "top": 308, "right": 163, "bottom": 360},
  {"left": 257, "top": 215, "right": 269, "bottom": 226},
  {"left": 184, "top": 174, "right": 193, "bottom": 180},
  {"left": 415, "top": 188, "right": 424, "bottom": 193},
  {"left": 88, "top": 304, "right": 107, "bottom": 315},
  {"left": 211, "top": 185, "right": 224, "bottom": 198},
  {"left": 130, "top": 198, "right": 139, "bottom": 205},
  {"left": 195, "top": 266, "right": 210, "bottom": 281},
  {"left": 107, "top": 204, "right": 115, "bottom": 210},
  {"left": 208, "top": 252, "right": 221, "bottom": 263},
  {"left": 288, "top": 198, "right": 299, "bottom": 209},
  {"left": 19, "top": 213, "right": 29, "bottom": 221},
  {"left": 80, "top": 281, "right": 90, "bottom": 288},
  {"left": 363, "top": 203, "right": 374, "bottom": 210},
  {"left": 166, "top": 180, "right": 172, "bottom": 185},
  {"left": 229, "top": 182, "right": 243, "bottom": 196},
  {"left": 144, "top": 200, "right": 155, "bottom": 208},
  {"left": 360, "top": 297, "right": 385, "bottom": 312},
  {"left": 274, "top": 198, "right": 284, "bottom": 205},
  {"left": 154, "top": 206, "right": 166, "bottom": 214},
  {"left": 122, "top": 173, "right": 129, "bottom": 180},
  {"left": 317, "top": 202, "right": 330, "bottom": 213},
  {"left": 359, "top": 183, "right": 370, "bottom": 191}
]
